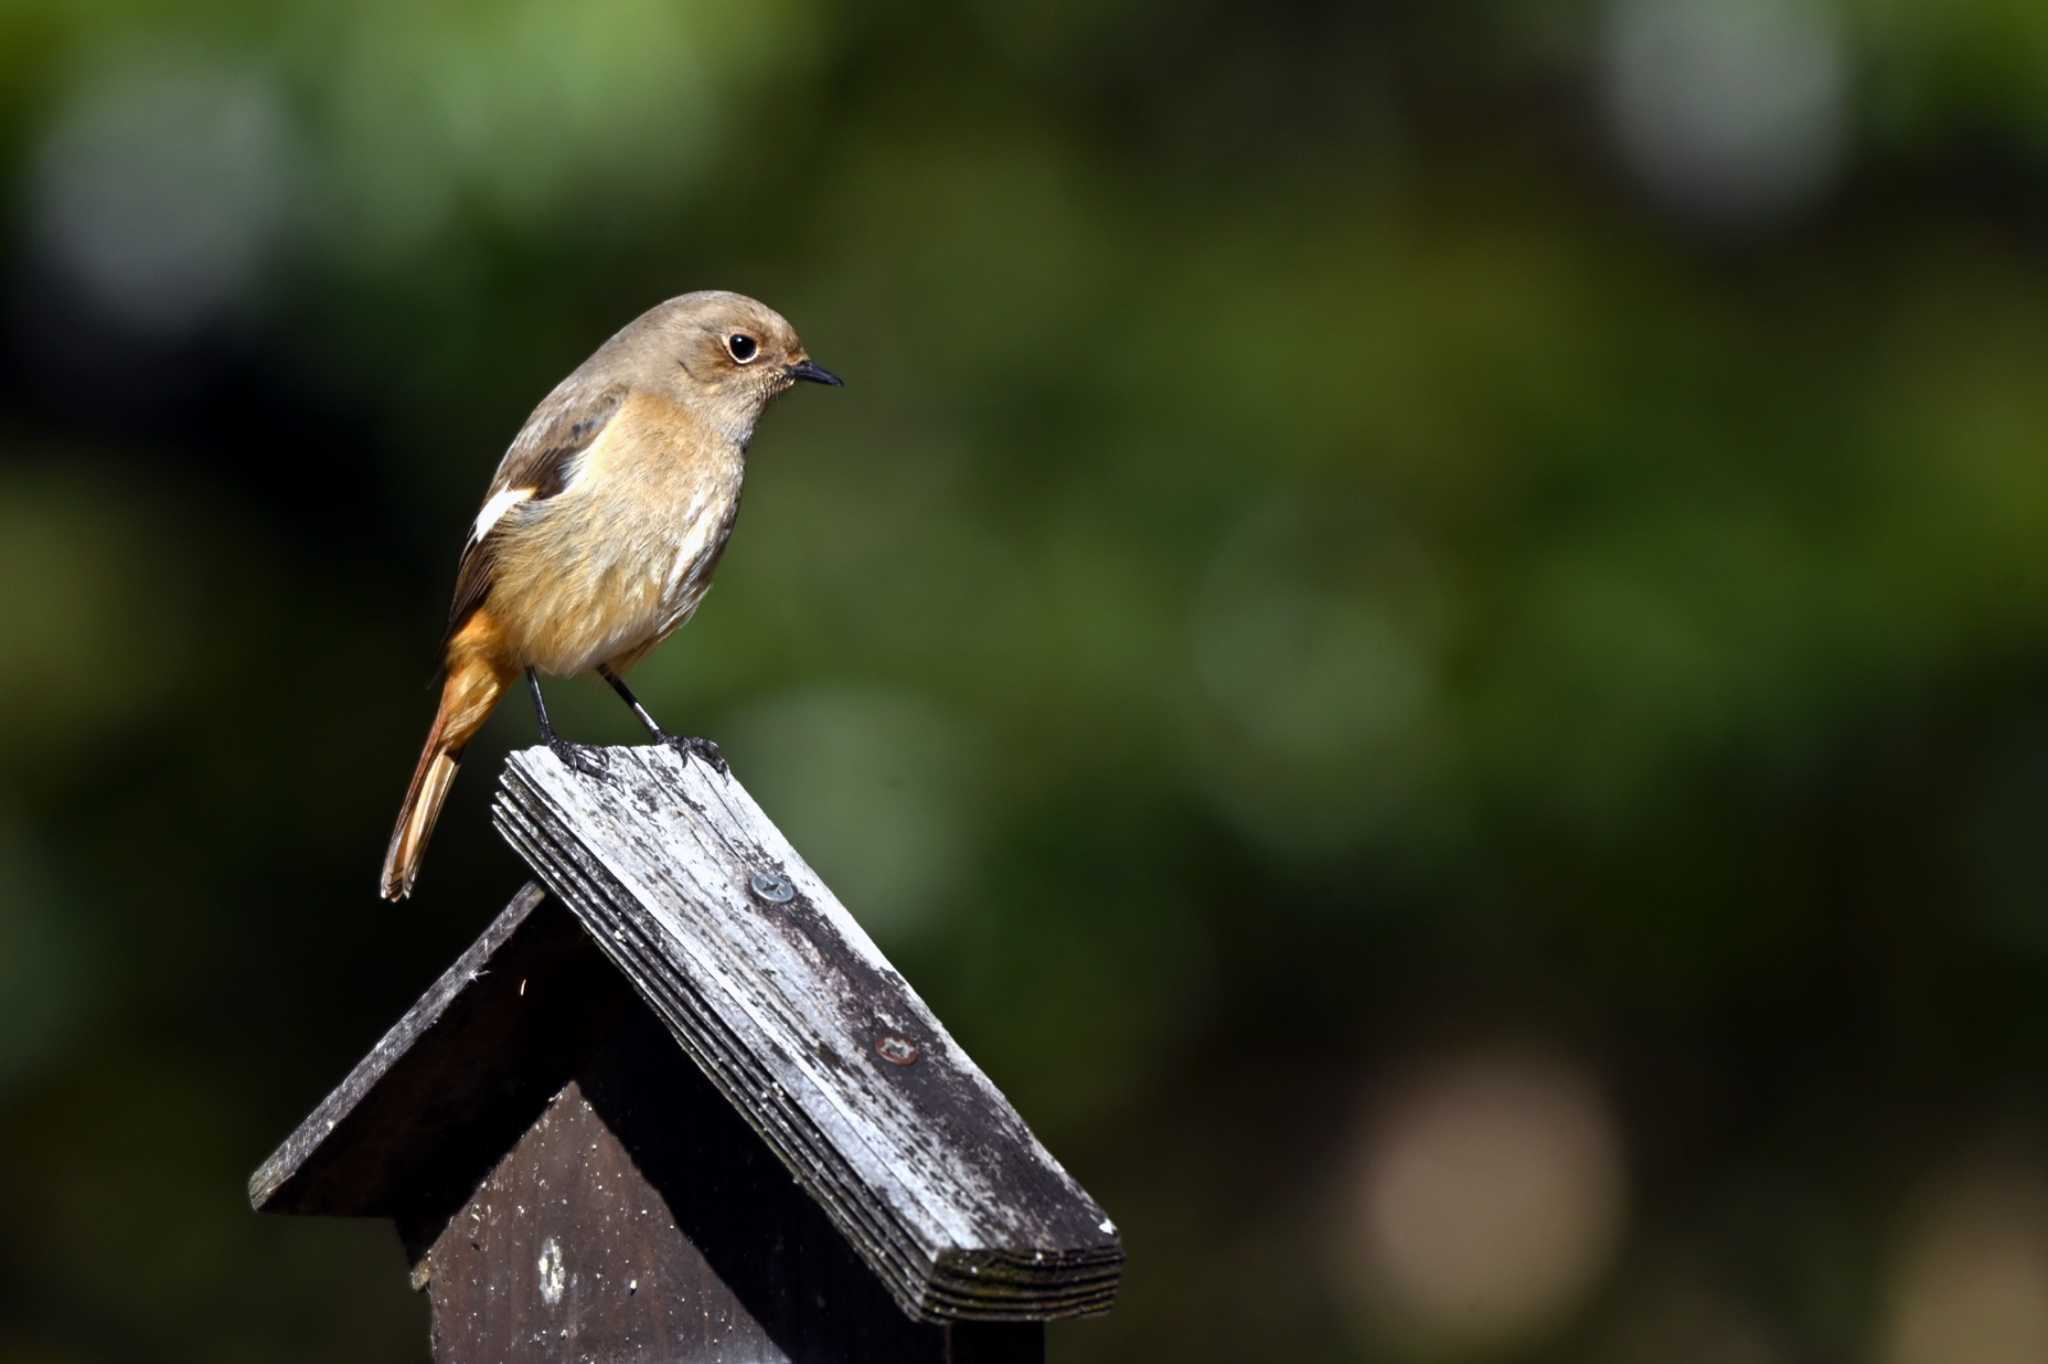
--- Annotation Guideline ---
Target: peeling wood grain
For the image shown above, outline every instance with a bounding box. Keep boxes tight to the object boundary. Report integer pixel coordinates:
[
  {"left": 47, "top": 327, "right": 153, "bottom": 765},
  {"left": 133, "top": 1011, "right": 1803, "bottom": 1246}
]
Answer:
[{"left": 491, "top": 745, "right": 1123, "bottom": 1323}]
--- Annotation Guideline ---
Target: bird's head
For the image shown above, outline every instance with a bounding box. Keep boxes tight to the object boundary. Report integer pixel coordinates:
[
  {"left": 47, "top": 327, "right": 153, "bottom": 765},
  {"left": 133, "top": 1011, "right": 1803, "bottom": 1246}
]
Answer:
[{"left": 627, "top": 290, "right": 840, "bottom": 445}]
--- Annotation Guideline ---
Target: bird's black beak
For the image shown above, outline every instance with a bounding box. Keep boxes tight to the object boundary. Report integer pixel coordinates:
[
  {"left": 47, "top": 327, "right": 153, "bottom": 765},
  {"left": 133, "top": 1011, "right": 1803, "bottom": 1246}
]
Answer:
[{"left": 787, "top": 360, "right": 843, "bottom": 387}]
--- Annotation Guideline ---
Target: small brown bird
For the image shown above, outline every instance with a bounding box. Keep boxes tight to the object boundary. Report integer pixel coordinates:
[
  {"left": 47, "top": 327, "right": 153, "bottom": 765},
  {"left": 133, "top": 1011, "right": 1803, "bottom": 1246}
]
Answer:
[{"left": 379, "top": 291, "right": 840, "bottom": 901}]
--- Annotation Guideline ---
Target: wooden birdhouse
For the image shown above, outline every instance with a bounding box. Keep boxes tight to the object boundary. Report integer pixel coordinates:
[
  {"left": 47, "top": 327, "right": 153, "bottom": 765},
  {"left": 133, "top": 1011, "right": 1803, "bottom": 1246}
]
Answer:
[{"left": 250, "top": 747, "right": 1123, "bottom": 1362}]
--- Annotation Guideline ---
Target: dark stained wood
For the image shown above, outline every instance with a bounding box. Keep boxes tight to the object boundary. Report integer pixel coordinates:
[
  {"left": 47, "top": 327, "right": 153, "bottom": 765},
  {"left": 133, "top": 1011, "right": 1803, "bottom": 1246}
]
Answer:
[
  {"left": 250, "top": 883, "right": 615, "bottom": 1218},
  {"left": 405, "top": 978, "right": 1043, "bottom": 1362},
  {"left": 490, "top": 745, "right": 1124, "bottom": 1323}
]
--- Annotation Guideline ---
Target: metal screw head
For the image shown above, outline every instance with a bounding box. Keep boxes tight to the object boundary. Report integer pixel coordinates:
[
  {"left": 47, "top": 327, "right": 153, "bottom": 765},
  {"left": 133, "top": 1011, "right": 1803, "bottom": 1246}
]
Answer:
[
  {"left": 875, "top": 1035, "right": 920, "bottom": 1067},
  {"left": 748, "top": 868, "right": 796, "bottom": 905}
]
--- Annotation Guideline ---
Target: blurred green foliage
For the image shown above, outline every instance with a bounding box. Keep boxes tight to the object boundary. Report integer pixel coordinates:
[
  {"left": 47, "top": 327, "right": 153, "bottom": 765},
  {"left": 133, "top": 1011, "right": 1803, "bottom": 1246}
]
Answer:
[{"left": 4, "top": 1, "right": 2048, "bottom": 1361}]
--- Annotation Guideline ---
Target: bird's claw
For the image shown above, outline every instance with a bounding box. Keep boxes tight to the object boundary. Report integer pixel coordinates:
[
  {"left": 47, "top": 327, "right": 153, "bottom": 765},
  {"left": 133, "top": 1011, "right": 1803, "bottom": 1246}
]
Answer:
[
  {"left": 547, "top": 738, "right": 611, "bottom": 779},
  {"left": 665, "top": 733, "right": 728, "bottom": 775}
]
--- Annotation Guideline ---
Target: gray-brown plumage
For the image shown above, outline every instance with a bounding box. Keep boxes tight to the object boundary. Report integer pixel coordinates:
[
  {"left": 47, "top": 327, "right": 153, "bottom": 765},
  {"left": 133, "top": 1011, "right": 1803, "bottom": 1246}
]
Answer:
[{"left": 380, "top": 291, "right": 840, "bottom": 901}]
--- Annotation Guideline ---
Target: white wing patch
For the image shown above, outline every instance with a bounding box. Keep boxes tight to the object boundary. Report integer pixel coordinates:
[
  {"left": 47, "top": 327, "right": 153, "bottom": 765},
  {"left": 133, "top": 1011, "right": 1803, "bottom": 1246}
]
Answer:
[
  {"left": 661, "top": 486, "right": 718, "bottom": 600},
  {"left": 470, "top": 486, "right": 534, "bottom": 545}
]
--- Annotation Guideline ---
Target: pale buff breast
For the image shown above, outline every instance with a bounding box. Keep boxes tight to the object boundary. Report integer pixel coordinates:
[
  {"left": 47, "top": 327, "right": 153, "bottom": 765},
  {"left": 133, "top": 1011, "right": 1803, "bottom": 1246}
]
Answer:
[{"left": 491, "top": 393, "right": 745, "bottom": 676}]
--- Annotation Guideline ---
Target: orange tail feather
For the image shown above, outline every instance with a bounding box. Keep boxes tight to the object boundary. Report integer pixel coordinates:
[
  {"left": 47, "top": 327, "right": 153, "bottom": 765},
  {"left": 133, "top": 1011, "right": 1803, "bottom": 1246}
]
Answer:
[{"left": 379, "top": 653, "right": 509, "bottom": 901}]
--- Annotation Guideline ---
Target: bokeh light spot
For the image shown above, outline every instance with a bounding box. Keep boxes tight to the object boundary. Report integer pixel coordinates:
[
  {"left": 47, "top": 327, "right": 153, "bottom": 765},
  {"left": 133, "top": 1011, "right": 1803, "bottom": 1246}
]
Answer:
[
  {"left": 32, "top": 49, "right": 296, "bottom": 333},
  {"left": 1885, "top": 1163, "right": 2048, "bottom": 1364},
  {"left": 1602, "top": 0, "right": 1849, "bottom": 227},
  {"left": 1342, "top": 1049, "right": 1627, "bottom": 1349}
]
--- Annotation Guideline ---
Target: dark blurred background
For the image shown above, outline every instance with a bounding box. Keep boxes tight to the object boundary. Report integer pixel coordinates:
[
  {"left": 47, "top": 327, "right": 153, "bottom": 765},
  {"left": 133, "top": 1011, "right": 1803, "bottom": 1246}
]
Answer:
[{"left": 4, "top": 1, "right": 2048, "bottom": 1360}]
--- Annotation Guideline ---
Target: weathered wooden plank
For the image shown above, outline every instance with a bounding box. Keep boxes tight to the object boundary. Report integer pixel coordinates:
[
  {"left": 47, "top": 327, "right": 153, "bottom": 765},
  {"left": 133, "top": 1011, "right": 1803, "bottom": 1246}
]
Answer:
[{"left": 490, "top": 745, "right": 1123, "bottom": 1323}]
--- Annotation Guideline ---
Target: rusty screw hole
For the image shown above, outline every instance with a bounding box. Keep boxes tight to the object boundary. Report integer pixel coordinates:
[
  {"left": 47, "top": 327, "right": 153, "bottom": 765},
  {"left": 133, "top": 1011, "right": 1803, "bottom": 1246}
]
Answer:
[{"left": 875, "top": 1035, "right": 920, "bottom": 1067}]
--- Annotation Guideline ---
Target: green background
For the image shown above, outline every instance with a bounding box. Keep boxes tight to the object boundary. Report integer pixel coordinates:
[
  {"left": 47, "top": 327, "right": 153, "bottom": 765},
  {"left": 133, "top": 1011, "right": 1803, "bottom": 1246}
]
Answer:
[{"left": 4, "top": 1, "right": 2048, "bottom": 1360}]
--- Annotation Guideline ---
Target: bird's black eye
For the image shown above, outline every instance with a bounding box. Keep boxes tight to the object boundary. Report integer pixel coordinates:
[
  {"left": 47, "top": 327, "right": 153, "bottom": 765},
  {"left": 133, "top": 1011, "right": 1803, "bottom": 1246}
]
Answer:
[{"left": 726, "top": 333, "right": 758, "bottom": 364}]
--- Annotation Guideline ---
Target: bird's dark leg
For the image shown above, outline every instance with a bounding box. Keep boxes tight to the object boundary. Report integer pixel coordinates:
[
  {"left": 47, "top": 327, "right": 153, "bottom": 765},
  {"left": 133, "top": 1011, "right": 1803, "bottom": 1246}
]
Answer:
[
  {"left": 598, "top": 665, "right": 727, "bottom": 774},
  {"left": 527, "top": 668, "right": 609, "bottom": 777},
  {"left": 598, "top": 665, "right": 669, "bottom": 742}
]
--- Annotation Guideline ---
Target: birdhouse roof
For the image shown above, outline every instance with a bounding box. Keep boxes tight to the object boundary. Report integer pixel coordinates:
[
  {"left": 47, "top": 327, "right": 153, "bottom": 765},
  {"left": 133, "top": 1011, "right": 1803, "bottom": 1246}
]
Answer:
[{"left": 250, "top": 747, "right": 1122, "bottom": 1323}]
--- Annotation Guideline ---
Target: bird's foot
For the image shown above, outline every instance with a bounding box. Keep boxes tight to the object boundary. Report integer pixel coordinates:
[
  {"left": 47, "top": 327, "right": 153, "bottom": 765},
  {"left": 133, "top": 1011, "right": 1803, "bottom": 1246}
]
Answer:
[
  {"left": 664, "top": 733, "right": 728, "bottom": 775},
  {"left": 547, "top": 737, "right": 611, "bottom": 779}
]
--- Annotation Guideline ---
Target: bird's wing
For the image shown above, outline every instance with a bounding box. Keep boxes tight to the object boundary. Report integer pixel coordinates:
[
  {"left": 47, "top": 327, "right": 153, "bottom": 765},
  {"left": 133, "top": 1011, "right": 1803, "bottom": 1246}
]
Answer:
[{"left": 447, "top": 380, "right": 627, "bottom": 635}]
